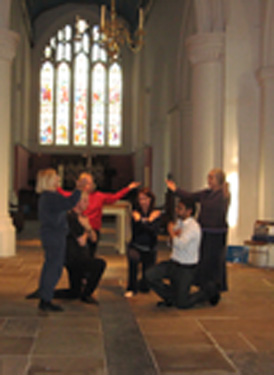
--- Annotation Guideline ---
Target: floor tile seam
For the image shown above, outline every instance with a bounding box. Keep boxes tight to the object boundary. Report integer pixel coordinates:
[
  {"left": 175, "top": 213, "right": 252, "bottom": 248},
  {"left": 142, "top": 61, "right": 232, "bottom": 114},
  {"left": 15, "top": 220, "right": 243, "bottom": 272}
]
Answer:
[
  {"left": 138, "top": 331, "right": 212, "bottom": 336},
  {"left": 136, "top": 316, "right": 241, "bottom": 322},
  {"left": 21, "top": 326, "right": 40, "bottom": 375},
  {"left": 97, "top": 309, "right": 108, "bottom": 375},
  {"left": 195, "top": 319, "right": 241, "bottom": 374},
  {"left": 262, "top": 278, "right": 274, "bottom": 287},
  {"left": 0, "top": 333, "right": 38, "bottom": 339},
  {"left": 236, "top": 332, "right": 258, "bottom": 353},
  {"left": 136, "top": 342, "right": 214, "bottom": 350},
  {"left": 0, "top": 317, "right": 8, "bottom": 331}
]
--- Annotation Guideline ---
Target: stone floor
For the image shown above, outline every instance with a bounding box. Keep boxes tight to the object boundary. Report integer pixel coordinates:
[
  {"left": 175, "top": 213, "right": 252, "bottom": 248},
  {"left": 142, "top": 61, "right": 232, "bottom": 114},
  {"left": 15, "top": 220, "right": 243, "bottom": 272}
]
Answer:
[{"left": 0, "top": 225, "right": 274, "bottom": 374}]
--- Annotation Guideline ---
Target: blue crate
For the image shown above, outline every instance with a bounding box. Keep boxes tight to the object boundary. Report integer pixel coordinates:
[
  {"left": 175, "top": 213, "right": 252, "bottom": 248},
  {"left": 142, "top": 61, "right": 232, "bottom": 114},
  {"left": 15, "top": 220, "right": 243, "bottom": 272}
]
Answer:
[{"left": 226, "top": 246, "right": 249, "bottom": 264}]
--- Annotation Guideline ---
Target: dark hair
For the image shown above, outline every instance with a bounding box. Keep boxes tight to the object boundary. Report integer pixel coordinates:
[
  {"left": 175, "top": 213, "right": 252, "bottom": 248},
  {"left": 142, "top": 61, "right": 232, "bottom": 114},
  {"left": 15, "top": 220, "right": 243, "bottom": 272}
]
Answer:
[
  {"left": 136, "top": 188, "right": 155, "bottom": 213},
  {"left": 179, "top": 198, "right": 196, "bottom": 217}
]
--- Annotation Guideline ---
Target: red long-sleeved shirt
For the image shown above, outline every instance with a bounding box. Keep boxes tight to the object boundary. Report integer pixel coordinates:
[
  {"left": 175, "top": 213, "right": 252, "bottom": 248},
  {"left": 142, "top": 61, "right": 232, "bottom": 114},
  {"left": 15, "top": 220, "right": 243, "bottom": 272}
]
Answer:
[{"left": 58, "top": 187, "right": 130, "bottom": 230}]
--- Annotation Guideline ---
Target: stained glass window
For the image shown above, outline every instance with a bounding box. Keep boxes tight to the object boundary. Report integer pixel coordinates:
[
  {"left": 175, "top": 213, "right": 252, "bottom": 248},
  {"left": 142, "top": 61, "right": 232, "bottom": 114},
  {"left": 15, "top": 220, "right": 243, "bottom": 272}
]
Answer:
[
  {"left": 74, "top": 53, "right": 88, "bottom": 145},
  {"left": 91, "top": 63, "right": 106, "bottom": 145},
  {"left": 39, "top": 20, "right": 122, "bottom": 148},
  {"left": 56, "top": 62, "right": 70, "bottom": 145},
  {"left": 108, "top": 63, "right": 122, "bottom": 146},
  {"left": 40, "top": 62, "right": 54, "bottom": 145}
]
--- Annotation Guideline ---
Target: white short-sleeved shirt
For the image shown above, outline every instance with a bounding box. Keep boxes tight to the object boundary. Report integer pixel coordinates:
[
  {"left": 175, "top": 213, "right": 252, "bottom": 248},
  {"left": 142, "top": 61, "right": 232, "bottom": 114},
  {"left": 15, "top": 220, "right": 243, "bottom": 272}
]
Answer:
[{"left": 171, "top": 217, "right": 201, "bottom": 265}]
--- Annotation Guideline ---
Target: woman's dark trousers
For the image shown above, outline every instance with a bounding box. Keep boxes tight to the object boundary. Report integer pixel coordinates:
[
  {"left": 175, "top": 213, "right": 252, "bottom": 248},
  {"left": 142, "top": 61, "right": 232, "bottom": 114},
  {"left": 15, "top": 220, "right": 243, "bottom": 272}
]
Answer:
[{"left": 126, "top": 247, "right": 156, "bottom": 293}]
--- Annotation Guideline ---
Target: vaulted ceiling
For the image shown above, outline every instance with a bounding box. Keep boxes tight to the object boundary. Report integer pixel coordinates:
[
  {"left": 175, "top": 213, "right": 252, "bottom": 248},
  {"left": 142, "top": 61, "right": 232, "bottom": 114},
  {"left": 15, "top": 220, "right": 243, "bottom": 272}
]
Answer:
[{"left": 25, "top": 0, "right": 153, "bottom": 34}]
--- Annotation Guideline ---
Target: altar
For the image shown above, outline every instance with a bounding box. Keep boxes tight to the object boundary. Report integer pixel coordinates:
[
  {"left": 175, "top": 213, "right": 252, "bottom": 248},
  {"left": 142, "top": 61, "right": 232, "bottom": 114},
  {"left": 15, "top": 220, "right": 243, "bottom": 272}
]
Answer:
[{"left": 102, "top": 200, "right": 132, "bottom": 254}]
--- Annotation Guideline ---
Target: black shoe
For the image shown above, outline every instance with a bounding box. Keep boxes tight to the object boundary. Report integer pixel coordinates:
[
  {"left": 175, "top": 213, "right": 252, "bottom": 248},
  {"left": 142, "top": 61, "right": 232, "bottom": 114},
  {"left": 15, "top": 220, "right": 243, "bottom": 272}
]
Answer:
[
  {"left": 26, "top": 289, "right": 40, "bottom": 299},
  {"left": 156, "top": 300, "right": 173, "bottom": 307},
  {"left": 81, "top": 295, "right": 99, "bottom": 305},
  {"left": 204, "top": 282, "right": 221, "bottom": 306},
  {"left": 209, "top": 293, "right": 221, "bottom": 306},
  {"left": 38, "top": 300, "right": 64, "bottom": 312},
  {"left": 138, "top": 280, "right": 150, "bottom": 293},
  {"left": 139, "top": 286, "right": 150, "bottom": 293}
]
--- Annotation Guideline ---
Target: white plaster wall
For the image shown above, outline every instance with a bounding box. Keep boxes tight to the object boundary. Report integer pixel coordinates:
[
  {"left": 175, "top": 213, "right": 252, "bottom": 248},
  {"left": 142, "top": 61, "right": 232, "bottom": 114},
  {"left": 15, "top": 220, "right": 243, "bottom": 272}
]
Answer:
[{"left": 223, "top": 0, "right": 261, "bottom": 244}]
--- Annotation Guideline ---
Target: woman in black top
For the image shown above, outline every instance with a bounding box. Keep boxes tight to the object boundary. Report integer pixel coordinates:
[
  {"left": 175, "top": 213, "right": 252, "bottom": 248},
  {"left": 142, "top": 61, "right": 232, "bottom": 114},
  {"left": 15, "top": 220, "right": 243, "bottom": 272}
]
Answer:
[{"left": 124, "top": 188, "right": 161, "bottom": 298}]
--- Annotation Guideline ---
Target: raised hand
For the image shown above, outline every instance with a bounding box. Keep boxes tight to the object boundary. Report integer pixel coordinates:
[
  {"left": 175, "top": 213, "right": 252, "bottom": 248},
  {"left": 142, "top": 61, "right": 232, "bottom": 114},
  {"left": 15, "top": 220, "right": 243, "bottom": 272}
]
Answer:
[
  {"left": 128, "top": 181, "right": 141, "bottom": 190},
  {"left": 148, "top": 210, "right": 161, "bottom": 222},
  {"left": 165, "top": 179, "right": 177, "bottom": 192},
  {"left": 132, "top": 210, "right": 142, "bottom": 221}
]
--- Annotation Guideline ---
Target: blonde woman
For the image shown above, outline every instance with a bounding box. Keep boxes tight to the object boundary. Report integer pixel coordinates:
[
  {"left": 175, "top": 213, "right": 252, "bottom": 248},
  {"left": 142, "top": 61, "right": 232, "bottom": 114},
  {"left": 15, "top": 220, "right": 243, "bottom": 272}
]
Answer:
[
  {"left": 166, "top": 168, "right": 230, "bottom": 305},
  {"left": 36, "top": 168, "right": 83, "bottom": 312}
]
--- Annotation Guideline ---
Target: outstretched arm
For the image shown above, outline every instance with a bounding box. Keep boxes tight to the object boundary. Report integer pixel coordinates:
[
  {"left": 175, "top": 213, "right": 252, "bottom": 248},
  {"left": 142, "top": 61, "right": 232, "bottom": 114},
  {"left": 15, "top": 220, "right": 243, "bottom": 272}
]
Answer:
[{"left": 102, "top": 181, "right": 141, "bottom": 204}]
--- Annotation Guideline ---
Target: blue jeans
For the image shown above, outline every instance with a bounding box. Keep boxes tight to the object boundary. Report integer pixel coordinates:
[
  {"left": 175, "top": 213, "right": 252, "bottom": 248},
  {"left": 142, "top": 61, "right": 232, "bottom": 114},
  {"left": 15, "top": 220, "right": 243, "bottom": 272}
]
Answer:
[{"left": 39, "top": 235, "right": 66, "bottom": 302}]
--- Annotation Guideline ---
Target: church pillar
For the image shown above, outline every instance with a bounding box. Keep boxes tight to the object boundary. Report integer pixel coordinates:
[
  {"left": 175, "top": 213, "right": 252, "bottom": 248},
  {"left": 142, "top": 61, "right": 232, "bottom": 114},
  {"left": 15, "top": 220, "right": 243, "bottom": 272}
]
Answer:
[
  {"left": 257, "top": 66, "right": 274, "bottom": 220},
  {"left": 0, "top": 27, "right": 19, "bottom": 257},
  {"left": 186, "top": 32, "right": 225, "bottom": 189}
]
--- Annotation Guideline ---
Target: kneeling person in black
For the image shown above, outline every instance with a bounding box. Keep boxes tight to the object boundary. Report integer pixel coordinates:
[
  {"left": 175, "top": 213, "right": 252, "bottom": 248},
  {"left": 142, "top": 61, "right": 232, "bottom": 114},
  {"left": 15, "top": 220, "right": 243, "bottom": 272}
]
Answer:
[{"left": 66, "top": 192, "right": 106, "bottom": 304}]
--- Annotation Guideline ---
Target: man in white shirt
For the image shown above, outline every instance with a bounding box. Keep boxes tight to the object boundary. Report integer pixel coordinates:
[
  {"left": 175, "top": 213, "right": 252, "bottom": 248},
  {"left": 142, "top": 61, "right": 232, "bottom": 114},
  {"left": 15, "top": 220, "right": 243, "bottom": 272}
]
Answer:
[{"left": 146, "top": 198, "right": 203, "bottom": 309}]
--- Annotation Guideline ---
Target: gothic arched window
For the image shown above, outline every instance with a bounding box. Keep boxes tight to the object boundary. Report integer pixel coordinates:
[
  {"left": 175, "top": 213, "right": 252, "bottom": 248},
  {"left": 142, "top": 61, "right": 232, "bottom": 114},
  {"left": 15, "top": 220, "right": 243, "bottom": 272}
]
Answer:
[{"left": 39, "top": 20, "right": 123, "bottom": 147}]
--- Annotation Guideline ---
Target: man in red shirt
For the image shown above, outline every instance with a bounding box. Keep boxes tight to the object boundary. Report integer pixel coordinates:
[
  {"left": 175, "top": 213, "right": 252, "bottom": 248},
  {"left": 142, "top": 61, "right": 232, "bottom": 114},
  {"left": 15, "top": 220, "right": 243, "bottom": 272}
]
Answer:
[{"left": 58, "top": 172, "right": 140, "bottom": 255}]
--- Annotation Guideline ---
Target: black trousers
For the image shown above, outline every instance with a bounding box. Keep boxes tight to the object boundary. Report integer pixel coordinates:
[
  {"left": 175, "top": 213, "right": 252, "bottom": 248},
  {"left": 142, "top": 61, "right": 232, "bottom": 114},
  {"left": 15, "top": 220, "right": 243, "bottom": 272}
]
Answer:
[
  {"left": 146, "top": 260, "right": 197, "bottom": 309},
  {"left": 66, "top": 256, "right": 106, "bottom": 298},
  {"left": 126, "top": 247, "right": 157, "bottom": 293},
  {"left": 196, "top": 232, "right": 228, "bottom": 292}
]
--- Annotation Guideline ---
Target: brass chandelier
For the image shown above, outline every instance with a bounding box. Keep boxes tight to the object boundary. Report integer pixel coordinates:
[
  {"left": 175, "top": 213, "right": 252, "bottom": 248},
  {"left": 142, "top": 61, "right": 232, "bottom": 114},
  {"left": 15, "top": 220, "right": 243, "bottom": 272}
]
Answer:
[{"left": 99, "top": 0, "right": 145, "bottom": 59}]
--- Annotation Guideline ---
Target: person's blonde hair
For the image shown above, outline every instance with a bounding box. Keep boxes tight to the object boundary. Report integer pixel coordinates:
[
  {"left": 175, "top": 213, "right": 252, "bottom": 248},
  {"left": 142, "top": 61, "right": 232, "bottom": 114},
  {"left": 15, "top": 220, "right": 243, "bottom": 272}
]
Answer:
[
  {"left": 36, "top": 168, "right": 57, "bottom": 194},
  {"left": 211, "top": 168, "right": 230, "bottom": 200}
]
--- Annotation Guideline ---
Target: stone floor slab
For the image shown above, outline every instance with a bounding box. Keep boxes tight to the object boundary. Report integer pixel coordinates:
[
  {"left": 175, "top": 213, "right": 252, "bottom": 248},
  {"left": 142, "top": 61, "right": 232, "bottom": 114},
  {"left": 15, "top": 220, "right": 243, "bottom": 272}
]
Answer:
[
  {"left": 1, "top": 317, "right": 39, "bottom": 337},
  {"left": 152, "top": 346, "right": 236, "bottom": 373},
  {"left": 0, "top": 356, "right": 29, "bottom": 375},
  {"left": 32, "top": 330, "right": 104, "bottom": 357},
  {"left": 39, "top": 316, "right": 101, "bottom": 332},
  {"left": 0, "top": 336, "right": 34, "bottom": 355},
  {"left": 27, "top": 356, "right": 106, "bottom": 375}
]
